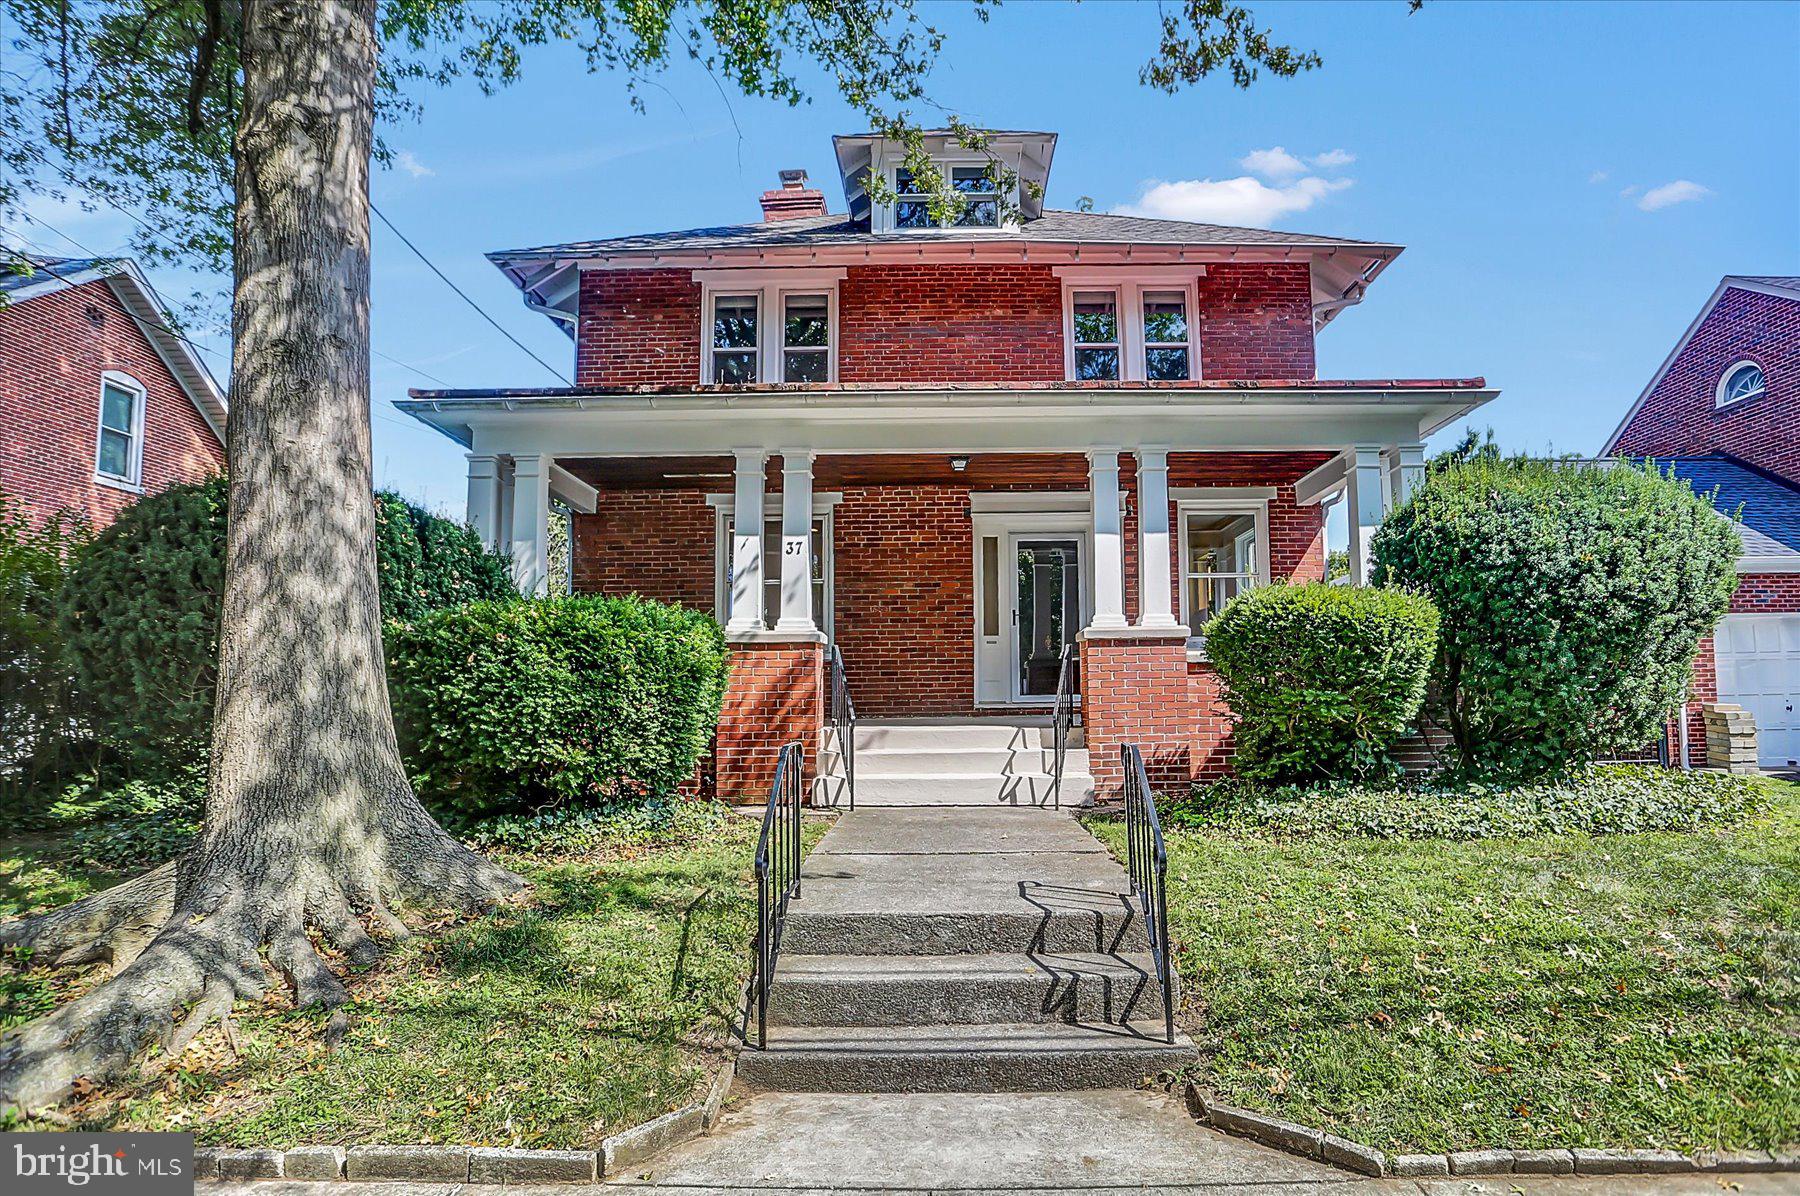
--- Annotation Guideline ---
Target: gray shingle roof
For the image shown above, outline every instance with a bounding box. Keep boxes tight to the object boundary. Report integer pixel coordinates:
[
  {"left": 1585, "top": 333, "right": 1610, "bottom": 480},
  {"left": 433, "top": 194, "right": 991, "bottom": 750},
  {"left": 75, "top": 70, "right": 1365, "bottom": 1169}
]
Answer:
[
  {"left": 0, "top": 254, "right": 113, "bottom": 294},
  {"left": 488, "top": 208, "right": 1397, "bottom": 262},
  {"left": 1728, "top": 275, "right": 1800, "bottom": 290},
  {"left": 1654, "top": 456, "right": 1800, "bottom": 559}
]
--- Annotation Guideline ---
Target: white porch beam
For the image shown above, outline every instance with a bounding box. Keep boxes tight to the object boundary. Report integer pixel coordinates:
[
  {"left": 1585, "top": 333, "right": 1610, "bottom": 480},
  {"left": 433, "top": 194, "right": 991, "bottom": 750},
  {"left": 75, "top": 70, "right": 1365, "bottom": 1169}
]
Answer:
[
  {"left": 1135, "top": 448, "right": 1181, "bottom": 630},
  {"left": 1294, "top": 451, "right": 1349, "bottom": 507},
  {"left": 548, "top": 462, "right": 599, "bottom": 515},
  {"left": 1087, "top": 449, "right": 1128, "bottom": 631},
  {"left": 1384, "top": 443, "right": 1427, "bottom": 508},
  {"left": 1344, "top": 445, "right": 1387, "bottom": 586},
  {"left": 466, "top": 454, "right": 503, "bottom": 552},
  {"left": 775, "top": 452, "right": 818, "bottom": 635},
  {"left": 727, "top": 449, "right": 768, "bottom": 634},
  {"left": 509, "top": 453, "right": 552, "bottom": 596}
]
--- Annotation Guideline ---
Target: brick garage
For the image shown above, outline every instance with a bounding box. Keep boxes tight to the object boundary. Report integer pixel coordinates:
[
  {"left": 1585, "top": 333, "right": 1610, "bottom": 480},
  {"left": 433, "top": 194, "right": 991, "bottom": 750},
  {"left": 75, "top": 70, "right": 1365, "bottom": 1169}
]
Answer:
[
  {"left": 1674, "top": 572, "right": 1800, "bottom": 767},
  {"left": 1609, "top": 282, "right": 1800, "bottom": 480},
  {"left": 0, "top": 276, "right": 225, "bottom": 527},
  {"left": 573, "top": 262, "right": 1320, "bottom": 389}
]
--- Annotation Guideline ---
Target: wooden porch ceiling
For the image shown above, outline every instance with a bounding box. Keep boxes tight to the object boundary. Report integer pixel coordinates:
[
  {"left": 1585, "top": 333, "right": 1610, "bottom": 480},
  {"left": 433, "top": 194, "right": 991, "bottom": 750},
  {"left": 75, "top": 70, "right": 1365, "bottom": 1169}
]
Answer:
[{"left": 556, "top": 451, "right": 1337, "bottom": 492}]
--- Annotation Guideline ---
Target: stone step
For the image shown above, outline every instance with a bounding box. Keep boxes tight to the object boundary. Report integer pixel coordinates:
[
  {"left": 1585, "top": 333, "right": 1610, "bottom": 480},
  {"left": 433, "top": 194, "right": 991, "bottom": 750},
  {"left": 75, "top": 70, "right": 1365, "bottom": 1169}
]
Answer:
[
  {"left": 736, "top": 1021, "right": 1193, "bottom": 1092},
  {"left": 850, "top": 773, "right": 1094, "bottom": 807},
  {"left": 767, "top": 951, "right": 1171, "bottom": 1027},
  {"left": 826, "top": 746, "right": 1091, "bottom": 776},
  {"left": 831, "top": 721, "right": 1050, "bottom": 752},
  {"left": 783, "top": 908, "right": 1148, "bottom": 956}
]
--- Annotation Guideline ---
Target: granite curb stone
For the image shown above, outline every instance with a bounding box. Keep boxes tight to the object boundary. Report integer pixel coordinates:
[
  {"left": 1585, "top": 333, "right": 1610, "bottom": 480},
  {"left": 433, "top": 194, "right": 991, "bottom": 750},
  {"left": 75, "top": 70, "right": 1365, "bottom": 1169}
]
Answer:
[
  {"left": 281, "top": 1146, "right": 345, "bottom": 1180},
  {"left": 214, "top": 1149, "right": 282, "bottom": 1180},
  {"left": 469, "top": 1147, "right": 598, "bottom": 1183},
  {"left": 344, "top": 1145, "right": 470, "bottom": 1181}
]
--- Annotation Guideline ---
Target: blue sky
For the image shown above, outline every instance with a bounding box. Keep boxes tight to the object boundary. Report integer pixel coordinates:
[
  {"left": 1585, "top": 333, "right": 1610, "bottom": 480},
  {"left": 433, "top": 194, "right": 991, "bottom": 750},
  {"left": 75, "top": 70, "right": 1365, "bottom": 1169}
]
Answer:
[{"left": 16, "top": 0, "right": 1798, "bottom": 518}]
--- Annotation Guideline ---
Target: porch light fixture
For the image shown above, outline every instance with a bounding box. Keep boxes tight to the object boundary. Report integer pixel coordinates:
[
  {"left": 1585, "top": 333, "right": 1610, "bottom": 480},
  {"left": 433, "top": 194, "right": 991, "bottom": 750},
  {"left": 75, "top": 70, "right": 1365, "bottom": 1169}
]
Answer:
[{"left": 950, "top": 456, "right": 969, "bottom": 472}]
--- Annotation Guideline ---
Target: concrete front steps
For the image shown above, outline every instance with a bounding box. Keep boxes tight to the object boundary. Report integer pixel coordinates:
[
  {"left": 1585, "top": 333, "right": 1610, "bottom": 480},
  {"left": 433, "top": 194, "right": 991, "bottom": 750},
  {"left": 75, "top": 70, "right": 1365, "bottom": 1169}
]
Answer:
[
  {"left": 814, "top": 718, "right": 1094, "bottom": 807},
  {"left": 739, "top": 805, "right": 1193, "bottom": 1094}
]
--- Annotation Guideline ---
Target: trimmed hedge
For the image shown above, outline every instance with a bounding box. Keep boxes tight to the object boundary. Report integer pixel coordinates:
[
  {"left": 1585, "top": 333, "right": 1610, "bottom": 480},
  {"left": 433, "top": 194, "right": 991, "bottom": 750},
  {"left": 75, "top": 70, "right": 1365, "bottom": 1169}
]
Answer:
[
  {"left": 1202, "top": 582, "right": 1439, "bottom": 782},
  {"left": 385, "top": 595, "right": 729, "bottom": 815},
  {"left": 1163, "top": 765, "right": 1769, "bottom": 840},
  {"left": 55, "top": 475, "right": 513, "bottom": 774},
  {"left": 1372, "top": 456, "right": 1739, "bottom": 781}
]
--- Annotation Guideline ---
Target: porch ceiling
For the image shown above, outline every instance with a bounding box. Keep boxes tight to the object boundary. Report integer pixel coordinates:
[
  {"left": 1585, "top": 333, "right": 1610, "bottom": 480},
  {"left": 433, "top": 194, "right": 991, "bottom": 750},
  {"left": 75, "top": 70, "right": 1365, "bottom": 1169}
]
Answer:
[{"left": 553, "top": 450, "right": 1336, "bottom": 492}]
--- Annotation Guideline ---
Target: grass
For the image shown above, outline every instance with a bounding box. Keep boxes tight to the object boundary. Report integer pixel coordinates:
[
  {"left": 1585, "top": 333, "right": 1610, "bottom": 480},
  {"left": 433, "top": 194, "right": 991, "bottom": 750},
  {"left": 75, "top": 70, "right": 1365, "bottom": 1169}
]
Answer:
[
  {"left": 1, "top": 803, "right": 824, "bottom": 1147},
  {"left": 1090, "top": 776, "right": 1800, "bottom": 1155}
]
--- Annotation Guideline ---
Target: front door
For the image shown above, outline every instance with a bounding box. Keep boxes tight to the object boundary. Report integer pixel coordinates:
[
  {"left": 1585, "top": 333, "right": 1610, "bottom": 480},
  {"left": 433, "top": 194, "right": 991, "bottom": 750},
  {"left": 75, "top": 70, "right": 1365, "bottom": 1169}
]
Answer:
[{"left": 1010, "top": 536, "right": 1082, "bottom": 702}]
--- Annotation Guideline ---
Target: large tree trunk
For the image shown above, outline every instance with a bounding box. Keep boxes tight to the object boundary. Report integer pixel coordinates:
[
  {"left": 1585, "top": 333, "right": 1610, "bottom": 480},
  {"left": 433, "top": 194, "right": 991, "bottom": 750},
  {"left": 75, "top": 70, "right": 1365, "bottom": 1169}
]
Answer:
[{"left": 0, "top": 0, "right": 520, "bottom": 1112}]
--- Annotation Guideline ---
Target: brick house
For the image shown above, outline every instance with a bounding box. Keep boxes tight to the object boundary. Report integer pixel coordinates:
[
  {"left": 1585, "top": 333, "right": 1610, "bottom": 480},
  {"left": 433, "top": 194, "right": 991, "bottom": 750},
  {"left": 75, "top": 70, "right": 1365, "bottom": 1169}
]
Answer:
[
  {"left": 1602, "top": 275, "right": 1800, "bottom": 769},
  {"left": 398, "top": 130, "right": 1495, "bottom": 800},
  {"left": 1, "top": 255, "right": 227, "bottom": 528}
]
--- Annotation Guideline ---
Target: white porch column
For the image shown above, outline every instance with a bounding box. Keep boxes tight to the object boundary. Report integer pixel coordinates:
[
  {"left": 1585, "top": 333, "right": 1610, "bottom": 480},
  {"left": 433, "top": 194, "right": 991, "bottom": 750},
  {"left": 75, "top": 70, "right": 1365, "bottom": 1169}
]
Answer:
[
  {"left": 1344, "top": 445, "right": 1387, "bottom": 586},
  {"left": 1135, "top": 448, "right": 1180, "bottom": 629},
  {"left": 727, "top": 449, "right": 768, "bottom": 634},
  {"left": 509, "top": 453, "right": 551, "bottom": 596},
  {"left": 1087, "top": 449, "right": 1128, "bottom": 631},
  {"left": 775, "top": 451, "right": 817, "bottom": 634},
  {"left": 466, "top": 454, "right": 502, "bottom": 552},
  {"left": 1385, "top": 443, "right": 1427, "bottom": 508}
]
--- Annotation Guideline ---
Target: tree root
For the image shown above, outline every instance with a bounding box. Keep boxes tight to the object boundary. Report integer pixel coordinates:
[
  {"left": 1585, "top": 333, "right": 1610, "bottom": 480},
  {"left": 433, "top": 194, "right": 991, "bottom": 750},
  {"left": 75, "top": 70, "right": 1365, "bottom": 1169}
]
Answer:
[{"left": 0, "top": 834, "right": 523, "bottom": 1112}]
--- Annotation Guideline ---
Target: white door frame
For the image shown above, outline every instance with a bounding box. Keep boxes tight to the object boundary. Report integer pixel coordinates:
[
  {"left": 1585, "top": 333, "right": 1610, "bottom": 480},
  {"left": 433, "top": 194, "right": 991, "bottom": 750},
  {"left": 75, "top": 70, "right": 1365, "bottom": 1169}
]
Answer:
[{"left": 971, "top": 505, "right": 1091, "bottom": 707}]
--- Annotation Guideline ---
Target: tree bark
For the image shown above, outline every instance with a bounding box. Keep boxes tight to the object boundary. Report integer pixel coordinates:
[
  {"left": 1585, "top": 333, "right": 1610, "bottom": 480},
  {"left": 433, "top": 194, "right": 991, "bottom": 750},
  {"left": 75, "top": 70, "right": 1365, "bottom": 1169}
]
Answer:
[{"left": 0, "top": 0, "right": 520, "bottom": 1111}]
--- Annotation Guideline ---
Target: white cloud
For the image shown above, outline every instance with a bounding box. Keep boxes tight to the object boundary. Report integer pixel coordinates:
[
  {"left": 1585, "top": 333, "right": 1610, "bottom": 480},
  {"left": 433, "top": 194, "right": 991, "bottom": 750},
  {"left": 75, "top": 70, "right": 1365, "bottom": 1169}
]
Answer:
[
  {"left": 1239, "top": 146, "right": 1308, "bottom": 179},
  {"left": 1310, "top": 148, "right": 1355, "bottom": 169},
  {"left": 1636, "top": 179, "right": 1712, "bottom": 212},
  {"left": 1588, "top": 170, "right": 1610, "bottom": 184},
  {"left": 394, "top": 150, "right": 435, "bottom": 179},
  {"left": 1116, "top": 174, "right": 1353, "bottom": 228}
]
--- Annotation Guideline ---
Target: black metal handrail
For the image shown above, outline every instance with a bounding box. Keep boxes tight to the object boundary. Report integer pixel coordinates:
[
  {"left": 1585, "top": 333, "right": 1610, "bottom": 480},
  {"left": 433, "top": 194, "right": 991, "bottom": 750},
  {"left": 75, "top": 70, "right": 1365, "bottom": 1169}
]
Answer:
[
  {"left": 1122, "top": 743, "right": 1175, "bottom": 1045},
  {"left": 829, "top": 642, "right": 856, "bottom": 811},
  {"left": 1050, "top": 643, "right": 1078, "bottom": 808},
  {"left": 749, "top": 740, "right": 804, "bottom": 1049}
]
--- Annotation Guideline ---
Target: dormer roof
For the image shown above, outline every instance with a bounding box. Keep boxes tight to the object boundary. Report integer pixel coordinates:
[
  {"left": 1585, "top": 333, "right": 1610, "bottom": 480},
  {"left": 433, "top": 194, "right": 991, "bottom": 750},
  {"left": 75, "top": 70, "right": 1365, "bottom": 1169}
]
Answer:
[{"left": 830, "top": 130, "right": 1057, "bottom": 222}]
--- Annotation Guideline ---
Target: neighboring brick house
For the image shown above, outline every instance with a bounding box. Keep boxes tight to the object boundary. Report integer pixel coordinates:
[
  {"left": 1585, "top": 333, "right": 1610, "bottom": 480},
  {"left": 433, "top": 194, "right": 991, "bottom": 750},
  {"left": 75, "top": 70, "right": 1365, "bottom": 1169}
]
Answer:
[
  {"left": 1603, "top": 275, "right": 1800, "bottom": 770},
  {"left": 399, "top": 129, "right": 1495, "bottom": 799},
  {"left": 1, "top": 255, "right": 227, "bottom": 528}
]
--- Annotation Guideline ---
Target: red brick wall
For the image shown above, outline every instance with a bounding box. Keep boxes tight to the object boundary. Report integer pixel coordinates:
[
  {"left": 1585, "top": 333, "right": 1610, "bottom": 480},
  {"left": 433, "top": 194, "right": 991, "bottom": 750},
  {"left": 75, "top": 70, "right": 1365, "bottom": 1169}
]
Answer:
[
  {"left": 836, "top": 264, "right": 1065, "bottom": 383},
  {"left": 1676, "top": 571, "right": 1800, "bottom": 766},
  {"left": 570, "top": 487, "right": 715, "bottom": 607},
  {"left": 1197, "top": 263, "right": 1316, "bottom": 381},
  {"left": 1612, "top": 286, "right": 1800, "bottom": 481},
  {"left": 1080, "top": 634, "right": 1192, "bottom": 797},
  {"left": 573, "top": 261, "right": 1318, "bottom": 387},
  {"left": 716, "top": 640, "right": 824, "bottom": 800},
  {"left": 575, "top": 269, "right": 702, "bottom": 388},
  {"left": 0, "top": 277, "right": 225, "bottom": 527}
]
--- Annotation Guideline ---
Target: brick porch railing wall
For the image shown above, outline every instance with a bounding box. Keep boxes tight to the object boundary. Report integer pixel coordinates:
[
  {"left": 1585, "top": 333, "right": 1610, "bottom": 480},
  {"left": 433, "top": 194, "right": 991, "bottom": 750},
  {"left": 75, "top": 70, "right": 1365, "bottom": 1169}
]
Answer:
[{"left": 716, "top": 639, "right": 825, "bottom": 801}]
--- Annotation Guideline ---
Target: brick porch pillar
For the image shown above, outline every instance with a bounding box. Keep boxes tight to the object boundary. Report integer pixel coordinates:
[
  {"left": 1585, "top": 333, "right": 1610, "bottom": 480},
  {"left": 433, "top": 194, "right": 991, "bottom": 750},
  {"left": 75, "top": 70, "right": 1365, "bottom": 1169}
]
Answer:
[
  {"left": 715, "top": 636, "right": 826, "bottom": 802},
  {"left": 1079, "top": 629, "right": 1194, "bottom": 800}
]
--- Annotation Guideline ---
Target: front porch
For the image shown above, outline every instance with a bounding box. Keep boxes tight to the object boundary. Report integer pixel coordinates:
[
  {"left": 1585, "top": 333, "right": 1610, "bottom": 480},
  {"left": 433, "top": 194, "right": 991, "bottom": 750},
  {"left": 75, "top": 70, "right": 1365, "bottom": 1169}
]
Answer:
[{"left": 396, "top": 380, "right": 1490, "bottom": 798}]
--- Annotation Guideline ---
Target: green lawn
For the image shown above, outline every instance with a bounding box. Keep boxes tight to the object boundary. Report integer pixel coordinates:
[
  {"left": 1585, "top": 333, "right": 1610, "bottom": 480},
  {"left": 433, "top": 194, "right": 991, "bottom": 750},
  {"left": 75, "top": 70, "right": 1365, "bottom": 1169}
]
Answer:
[
  {"left": 2, "top": 805, "right": 820, "bottom": 1147},
  {"left": 1090, "top": 778, "right": 1800, "bottom": 1155}
]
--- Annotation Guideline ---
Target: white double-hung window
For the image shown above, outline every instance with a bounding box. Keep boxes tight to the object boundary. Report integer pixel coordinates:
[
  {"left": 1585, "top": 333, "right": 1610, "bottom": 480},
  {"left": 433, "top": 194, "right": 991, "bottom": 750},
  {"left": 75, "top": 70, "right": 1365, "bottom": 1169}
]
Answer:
[
  {"left": 1177, "top": 490, "right": 1272, "bottom": 652},
  {"left": 697, "top": 269, "right": 845, "bottom": 385},
  {"left": 94, "top": 371, "right": 146, "bottom": 489},
  {"left": 1055, "top": 269, "right": 1202, "bottom": 382}
]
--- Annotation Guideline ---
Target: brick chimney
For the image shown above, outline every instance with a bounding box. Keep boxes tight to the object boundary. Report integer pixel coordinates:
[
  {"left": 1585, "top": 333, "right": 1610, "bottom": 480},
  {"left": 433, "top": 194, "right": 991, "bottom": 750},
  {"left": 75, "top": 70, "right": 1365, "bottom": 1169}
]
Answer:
[{"left": 760, "top": 169, "right": 828, "bottom": 222}]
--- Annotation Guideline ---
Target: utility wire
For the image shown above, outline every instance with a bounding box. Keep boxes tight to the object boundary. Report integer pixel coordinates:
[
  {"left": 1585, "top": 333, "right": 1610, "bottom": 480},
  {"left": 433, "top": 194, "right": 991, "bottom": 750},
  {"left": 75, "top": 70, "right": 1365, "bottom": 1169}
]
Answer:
[{"left": 370, "top": 201, "right": 571, "bottom": 385}]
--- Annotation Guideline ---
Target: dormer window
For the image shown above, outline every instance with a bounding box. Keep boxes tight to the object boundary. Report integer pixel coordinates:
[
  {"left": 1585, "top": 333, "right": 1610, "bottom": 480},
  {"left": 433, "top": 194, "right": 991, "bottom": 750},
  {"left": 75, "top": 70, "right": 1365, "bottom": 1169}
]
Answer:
[
  {"left": 894, "top": 169, "right": 931, "bottom": 228},
  {"left": 892, "top": 164, "right": 1003, "bottom": 229}
]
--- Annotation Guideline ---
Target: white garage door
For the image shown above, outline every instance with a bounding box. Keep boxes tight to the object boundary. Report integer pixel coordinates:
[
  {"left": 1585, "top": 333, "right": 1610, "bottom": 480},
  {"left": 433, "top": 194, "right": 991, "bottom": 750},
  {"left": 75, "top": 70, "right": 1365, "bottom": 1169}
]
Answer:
[{"left": 1715, "top": 615, "right": 1800, "bottom": 768}]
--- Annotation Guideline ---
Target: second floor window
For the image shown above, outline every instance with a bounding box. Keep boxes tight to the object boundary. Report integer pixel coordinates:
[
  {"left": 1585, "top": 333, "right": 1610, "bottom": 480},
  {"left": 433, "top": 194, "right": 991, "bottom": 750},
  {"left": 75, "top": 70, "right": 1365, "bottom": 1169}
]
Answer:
[
  {"left": 95, "top": 373, "right": 145, "bottom": 486},
  {"left": 783, "top": 294, "right": 830, "bottom": 382},
  {"left": 1073, "top": 292, "right": 1121, "bottom": 380},
  {"left": 1143, "top": 292, "right": 1191, "bottom": 381},
  {"left": 711, "top": 294, "right": 759, "bottom": 383}
]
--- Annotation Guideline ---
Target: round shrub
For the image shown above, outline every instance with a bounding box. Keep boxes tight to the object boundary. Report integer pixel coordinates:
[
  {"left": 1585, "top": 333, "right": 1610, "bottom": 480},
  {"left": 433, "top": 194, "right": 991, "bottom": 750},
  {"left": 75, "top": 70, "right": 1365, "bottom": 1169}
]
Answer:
[
  {"left": 1372, "top": 457, "right": 1739, "bottom": 781},
  {"left": 56, "top": 475, "right": 514, "bottom": 773},
  {"left": 385, "top": 595, "right": 729, "bottom": 815},
  {"left": 1202, "top": 581, "right": 1440, "bottom": 782}
]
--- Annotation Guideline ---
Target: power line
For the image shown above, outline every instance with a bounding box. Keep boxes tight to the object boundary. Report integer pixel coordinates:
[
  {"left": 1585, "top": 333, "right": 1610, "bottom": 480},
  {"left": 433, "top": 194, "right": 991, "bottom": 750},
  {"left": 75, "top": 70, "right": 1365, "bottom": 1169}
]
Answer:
[{"left": 370, "top": 201, "right": 571, "bottom": 385}]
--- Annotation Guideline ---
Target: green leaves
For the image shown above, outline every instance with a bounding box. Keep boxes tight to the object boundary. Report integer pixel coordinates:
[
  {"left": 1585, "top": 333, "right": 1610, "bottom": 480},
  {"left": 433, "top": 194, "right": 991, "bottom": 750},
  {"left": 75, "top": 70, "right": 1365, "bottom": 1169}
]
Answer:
[
  {"left": 384, "top": 594, "right": 728, "bottom": 816},
  {"left": 1202, "top": 581, "right": 1440, "bottom": 782},
  {"left": 1373, "top": 457, "right": 1740, "bottom": 782}
]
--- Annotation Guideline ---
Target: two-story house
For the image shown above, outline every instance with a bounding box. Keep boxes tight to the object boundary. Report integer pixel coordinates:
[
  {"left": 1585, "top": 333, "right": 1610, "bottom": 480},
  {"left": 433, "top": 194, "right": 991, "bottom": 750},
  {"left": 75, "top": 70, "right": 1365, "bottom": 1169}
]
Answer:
[
  {"left": 1603, "top": 275, "right": 1800, "bottom": 770},
  {"left": 0, "top": 254, "right": 227, "bottom": 528},
  {"left": 398, "top": 130, "right": 1495, "bottom": 800}
]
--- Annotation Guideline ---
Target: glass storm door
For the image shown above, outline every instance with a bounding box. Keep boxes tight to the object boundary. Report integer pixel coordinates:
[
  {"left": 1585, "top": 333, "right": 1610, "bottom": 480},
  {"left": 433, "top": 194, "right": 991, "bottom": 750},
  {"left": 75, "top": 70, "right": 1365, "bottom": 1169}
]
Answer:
[{"left": 1012, "top": 537, "right": 1082, "bottom": 701}]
